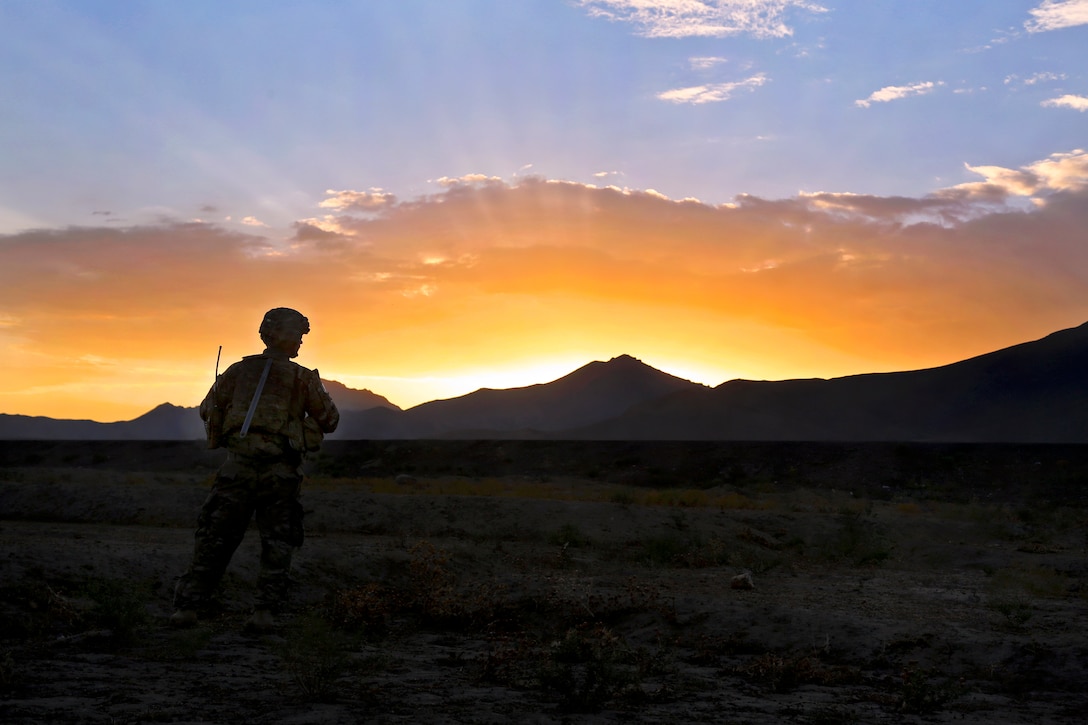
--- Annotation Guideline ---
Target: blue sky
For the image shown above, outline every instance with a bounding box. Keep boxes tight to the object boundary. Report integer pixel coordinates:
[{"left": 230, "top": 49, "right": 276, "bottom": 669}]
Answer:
[
  {"left": 3, "top": 1, "right": 1083, "bottom": 232},
  {"left": 1, "top": 1, "right": 1087, "bottom": 420}
]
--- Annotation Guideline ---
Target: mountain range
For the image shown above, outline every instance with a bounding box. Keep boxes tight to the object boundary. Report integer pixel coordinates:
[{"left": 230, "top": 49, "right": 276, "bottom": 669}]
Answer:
[{"left": 3, "top": 322, "right": 1087, "bottom": 442}]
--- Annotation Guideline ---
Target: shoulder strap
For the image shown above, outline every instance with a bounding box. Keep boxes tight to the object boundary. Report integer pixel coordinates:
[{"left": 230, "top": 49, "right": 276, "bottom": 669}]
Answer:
[
  {"left": 288, "top": 364, "right": 302, "bottom": 417},
  {"left": 239, "top": 357, "right": 274, "bottom": 438}
]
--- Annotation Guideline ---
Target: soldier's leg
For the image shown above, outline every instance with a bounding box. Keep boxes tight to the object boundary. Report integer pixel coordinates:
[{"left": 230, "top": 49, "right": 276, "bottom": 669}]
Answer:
[
  {"left": 174, "top": 473, "right": 255, "bottom": 611},
  {"left": 253, "top": 466, "right": 304, "bottom": 612}
]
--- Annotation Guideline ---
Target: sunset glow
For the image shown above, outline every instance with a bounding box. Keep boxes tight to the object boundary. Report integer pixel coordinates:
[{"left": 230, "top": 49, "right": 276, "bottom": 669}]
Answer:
[{"left": 2, "top": 2, "right": 1087, "bottom": 421}]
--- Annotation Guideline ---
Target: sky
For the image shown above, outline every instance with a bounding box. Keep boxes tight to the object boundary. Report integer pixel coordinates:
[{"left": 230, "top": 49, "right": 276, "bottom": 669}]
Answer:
[{"left": 1, "top": 0, "right": 1087, "bottom": 422}]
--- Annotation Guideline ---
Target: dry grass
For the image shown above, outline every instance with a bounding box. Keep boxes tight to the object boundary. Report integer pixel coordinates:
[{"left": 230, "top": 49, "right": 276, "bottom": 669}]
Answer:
[{"left": 2, "top": 458, "right": 1087, "bottom": 723}]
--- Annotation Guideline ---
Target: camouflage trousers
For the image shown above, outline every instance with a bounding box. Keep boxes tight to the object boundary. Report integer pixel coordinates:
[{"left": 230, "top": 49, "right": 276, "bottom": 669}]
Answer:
[{"left": 174, "top": 454, "right": 304, "bottom": 613}]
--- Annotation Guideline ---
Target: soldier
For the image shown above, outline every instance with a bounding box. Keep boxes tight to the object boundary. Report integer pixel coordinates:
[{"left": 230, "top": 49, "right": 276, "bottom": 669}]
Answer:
[{"left": 171, "top": 307, "right": 339, "bottom": 631}]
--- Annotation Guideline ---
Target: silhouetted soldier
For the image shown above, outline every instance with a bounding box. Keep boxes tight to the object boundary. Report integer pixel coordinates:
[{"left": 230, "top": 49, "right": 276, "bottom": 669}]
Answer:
[{"left": 172, "top": 307, "right": 339, "bottom": 631}]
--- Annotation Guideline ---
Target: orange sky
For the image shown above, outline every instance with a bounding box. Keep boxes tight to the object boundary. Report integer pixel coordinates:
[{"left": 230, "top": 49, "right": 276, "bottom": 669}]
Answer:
[{"left": 3, "top": 152, "right": 1088, "bottom": 422}]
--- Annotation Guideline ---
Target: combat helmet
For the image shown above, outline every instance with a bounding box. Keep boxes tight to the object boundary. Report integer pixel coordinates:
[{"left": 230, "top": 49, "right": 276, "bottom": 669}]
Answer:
[{"left": 259, "top": 307, "right": 310, "bottom": 348}]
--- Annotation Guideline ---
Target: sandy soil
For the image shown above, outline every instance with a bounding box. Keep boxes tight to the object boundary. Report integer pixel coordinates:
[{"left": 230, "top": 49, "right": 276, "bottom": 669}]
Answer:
[{"left": 1, "top": 459, "right": 1087, "bottom": 724}]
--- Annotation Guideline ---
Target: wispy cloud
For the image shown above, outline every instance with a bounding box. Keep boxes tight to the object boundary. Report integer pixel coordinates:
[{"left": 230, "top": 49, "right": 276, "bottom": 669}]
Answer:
[
  {"left": 435, "top": 174, "right": 503, "bottom": 187},
  {"left": 576, "top": 0, "right": 827, "bottom": 39},
  {"left": 658, "top": 74, "right": 768, "bottom": 104},
  {"left": 1026, "top": 0, "right": 1088, "bottom": 32},
  {"left": 1005, "top": 71, "right": 1067, "bottom": 86},
  {"left": 690, "top": 56, "right": 728, "bottom": 70},
  {"left": 319, "top": 188, "right": 397, "bottom": 211},
  {"left": 1042, "top": 94, "right": 1088, "bottom": 111},
  {"left": 855, "top": 81, "right": 944, "bottom": 108}
]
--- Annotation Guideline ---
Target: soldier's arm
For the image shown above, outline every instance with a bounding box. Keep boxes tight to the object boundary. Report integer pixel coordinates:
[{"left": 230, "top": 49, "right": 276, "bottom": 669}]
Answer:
[
  {"left": 304, "top": 369, "right": 340, "bottom": 433},
  {"left": 199, "top": 363, "right": 237, "bottom": 422}
]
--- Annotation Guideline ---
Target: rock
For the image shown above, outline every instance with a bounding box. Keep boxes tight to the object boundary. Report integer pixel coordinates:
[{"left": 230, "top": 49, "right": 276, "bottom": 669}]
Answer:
[{"left": 730, "top": 571, "right": 754, "bottom": 590}]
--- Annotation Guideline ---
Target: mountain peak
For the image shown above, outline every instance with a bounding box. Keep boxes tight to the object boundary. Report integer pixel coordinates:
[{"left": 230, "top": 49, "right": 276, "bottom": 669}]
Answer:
[
  {"left": 321, "top": 379, "right": 401, "bottom": 412},
  {"left": 134, "top": 402, "right": 193, "bottom": 422}
]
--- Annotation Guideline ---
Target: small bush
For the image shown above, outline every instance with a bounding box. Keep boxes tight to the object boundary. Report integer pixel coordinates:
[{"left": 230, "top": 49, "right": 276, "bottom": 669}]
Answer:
[
  {"left": 638, "top": 535, "right": 695, "bottom": 567},
  {"left": 325, "top": 582, "right": 396, "bottom": 632},
  {"left": 987, "top": 594, "right": 1033, "bottom": 628},
  {"left": 0, "top": 579, "right": 80, "bottom": 639},
  {"left": 895, "top": 667, "right": 967, "bottom": 714},
  {"left": 277, "top": 614, "right": 350, "bottom": 702},
  {"left": 735, "top": 651, "right": 859, "bottom": 693},
  {"left": 549, "top": 523, "right": 591, "bottom": 548},
  {"left": 609, "top": 489, "right": 636, "bottom": 506},
  {"left": 324, "top": 541, "right": 509, "bottom": 632},
  {"left": 538, "top": 624, "right": 640, "bottom": 712},
  {"left": 818, "top": 511, "right": 893, "bottom": 566},
  {"left": 84, "top": 578, "right": 149, "bottom": 644}
]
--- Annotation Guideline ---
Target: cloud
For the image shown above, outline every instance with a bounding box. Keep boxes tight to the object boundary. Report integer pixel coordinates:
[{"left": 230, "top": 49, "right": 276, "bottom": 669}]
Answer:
[
  {"left": 855, "top": 81, "right": 944, "bottom": 108},
  {"left": 435, "top": 174, "right": 503, "bottom": 187},
  {"left": 690, "top": 56, "right": 728, "bottom": 70},
  {"left": 1026, "top": 72, "right": 1065, "bottom": 85},
  {"left": 576, "top": 0, "right": 827, "bottom": 39},
  {"left": 319, "top": 188, "right": 397, "bottom": 211},
  {"left": 658, "top": 74, "right": 768, "bottom": 104},
  {"left": 1026, "top": 0, "right": 1088, "bottom": 32},
  {"left": 1005, "top": 72, "right": 1067, "bottom": 87},
  {"left": 241, "top": 216, "right": 267, "bottom": 227},
  {"left": 1042, "top": 94, "right": 1088, "bottom": 111},
  {"left": 955, "top": 149, "right": 1088, "bottom": 198},
  {"left": 5, "top": 153, "right": 1088, "bottom": 419}
]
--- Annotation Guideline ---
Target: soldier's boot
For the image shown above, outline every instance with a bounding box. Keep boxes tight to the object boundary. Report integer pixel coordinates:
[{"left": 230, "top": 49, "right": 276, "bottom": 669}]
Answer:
[
  {"left": 244, "top": 608, "right": 276, "bottom": 633},
  {"left": 170, "top": 609, "right": 198, "bottom": 628}
]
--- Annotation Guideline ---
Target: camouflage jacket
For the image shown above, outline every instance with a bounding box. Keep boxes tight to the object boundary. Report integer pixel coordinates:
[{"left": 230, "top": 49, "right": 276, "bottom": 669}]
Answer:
[{"left": 200, "top": 350, "right": 339, "bottom": 458}]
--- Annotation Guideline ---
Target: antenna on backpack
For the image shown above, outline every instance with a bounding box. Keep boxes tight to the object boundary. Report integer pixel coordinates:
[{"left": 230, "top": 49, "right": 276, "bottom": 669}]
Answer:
[{"left": 204, "top": 345, "right": 225, "bottom": 450}]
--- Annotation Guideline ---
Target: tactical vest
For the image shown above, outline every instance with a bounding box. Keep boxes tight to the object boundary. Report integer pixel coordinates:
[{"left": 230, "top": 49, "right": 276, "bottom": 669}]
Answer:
[{"left": 220, "top": 355, "right": 305, "bottom": 456}]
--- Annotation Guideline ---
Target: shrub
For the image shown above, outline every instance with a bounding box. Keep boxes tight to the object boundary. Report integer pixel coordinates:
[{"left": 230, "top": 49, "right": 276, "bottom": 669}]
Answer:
[
  {"left": 638, "top": 535, "right": 695, "bottom": 567},
  {"left": 549, "top": 523, "right": 591, "bottom": 548},
  {"left": 324, "top": 541, "right": 509, "bottom": 632},
  {"left": 0, "top": 579, "right": 80, "bottom": 639},
  {"left": 538, "top": 624, "right": 640, "bottom": 712},
  {"left": 84, "top": 578, "right": 149, "bottom": 645},
  {"left": 987, "top": 594, "right": 1033, "bottom": 628},
  {"left": 609, "top": 489, "right": 636, "bottom": 506},
  {"left": 818, "top": 510, "right": 893, "bottom": 566},
  {"left": 735, "top": 651, "right": 859, "bottom": 693},
  {"left": 895, "top": 667, "right": 967, "bottom": 714},
  {"left": 277, "top": 614, "right": 350, "bottom": 702}
]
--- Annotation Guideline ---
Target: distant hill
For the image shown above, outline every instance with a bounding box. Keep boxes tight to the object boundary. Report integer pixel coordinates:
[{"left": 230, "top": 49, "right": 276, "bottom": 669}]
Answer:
[
  {"left": 3, "top": 323, "right": 1088, "bottom": 442},
  {"left": 0, "top": 380, "right": 399, "bottom": 441},
  {"left": 334, "top": 354, "right": 705, "bottom": 438},
  {"left": 320, "top": 381, "right": 400, "bottom": 413},
  {"left": 575, "top": 322, "right": 1088, "bottom": 442}
]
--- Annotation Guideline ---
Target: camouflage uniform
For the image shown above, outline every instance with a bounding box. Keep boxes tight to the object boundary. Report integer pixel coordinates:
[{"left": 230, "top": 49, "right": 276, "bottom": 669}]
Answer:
[{"left": 174, "top": 311, "right": 339, "bottom": 615}]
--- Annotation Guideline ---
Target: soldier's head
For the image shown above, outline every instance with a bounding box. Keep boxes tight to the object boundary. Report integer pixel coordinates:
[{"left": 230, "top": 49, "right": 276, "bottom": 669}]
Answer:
[{"left": 259, "top": 307, "right": 310, "bottom": 358}]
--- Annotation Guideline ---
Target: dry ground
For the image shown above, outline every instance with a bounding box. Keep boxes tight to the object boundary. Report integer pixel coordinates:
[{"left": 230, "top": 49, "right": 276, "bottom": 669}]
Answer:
[{"left": 1, "top": 443, "right": 1087, "bottom": 723}]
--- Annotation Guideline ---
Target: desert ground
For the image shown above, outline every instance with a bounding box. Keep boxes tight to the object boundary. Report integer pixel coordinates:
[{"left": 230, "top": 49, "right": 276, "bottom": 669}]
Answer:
[{"left": 1, "top": 440, "right": 1087, "bottom": 724}]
